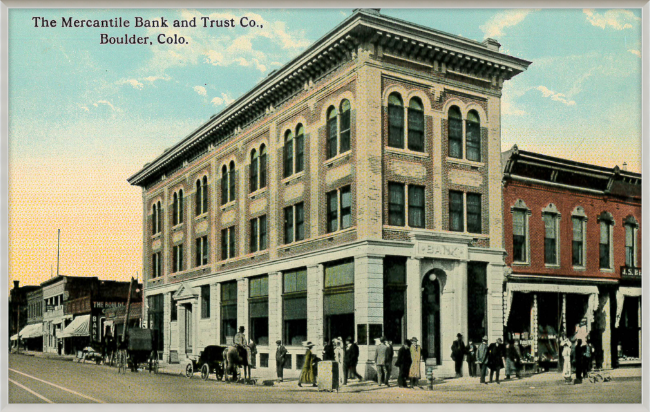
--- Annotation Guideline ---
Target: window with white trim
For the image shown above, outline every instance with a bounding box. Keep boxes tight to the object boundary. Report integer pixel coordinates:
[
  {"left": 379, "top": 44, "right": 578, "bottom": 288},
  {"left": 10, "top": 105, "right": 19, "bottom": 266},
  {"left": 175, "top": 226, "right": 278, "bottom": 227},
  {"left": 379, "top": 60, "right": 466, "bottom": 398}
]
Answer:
[
  {"left": 195, "top": 176, "right": 208, "bottom": 216},
  {"left": 542, "top": 204, "right": 561, "bottom": 266},
  {"left": 449, "top": 191, "right": 482, "bottom": 234},
  {"left": 387, "top": 93, "right": 425, "bottom": 152},
  {"left": 249, "top": 145, "right": 268, "bottom": 193},
  {"left": 195, "top": 235, "right": 208, "bottom": 267},
  {"left": 250, "top": 215, "right": 267, "bottom": 253},
  {"left": 571, "top": 206, "right": 587, "bottom": 268},
  {"left": 326, "top": 185, "right": 352, "bottom": 233},
  {"left": 387, "top": 182, "right": 425, "bottom": 228},
  {"left": 172, "top": 244, "right": 184, "bottom": 273},
  {"left": 173, "top": 190, "right": 184, "bottom": 226},
  {"left": 511, "top": 200, "right": 531, "bottom": 264},
  {"left": 598, "top": 212, "right": 614, "bottom": 270},
  {"left": 326, "top": 100, "right": 352, "bottom": 160},
  {"left": 221, "top": 227, "right": 236, "bottom": 260},
  {"left": 448, "top": 106, "right": 463, "bottom": 159},
  {"left": 624, "top": 215, "right": 639, "bottom": 267},
  {"left": 152, "top": 201, "right": 162, "bottom": 235},
  {"left": 466, "top": 110, "right": 481, "bottom": 162},
  {"left": 284, "top": 125, "right": 305, "bottom": 178},
  {"left": 284, "top": 202, "right": 304, "bottom": 244}
]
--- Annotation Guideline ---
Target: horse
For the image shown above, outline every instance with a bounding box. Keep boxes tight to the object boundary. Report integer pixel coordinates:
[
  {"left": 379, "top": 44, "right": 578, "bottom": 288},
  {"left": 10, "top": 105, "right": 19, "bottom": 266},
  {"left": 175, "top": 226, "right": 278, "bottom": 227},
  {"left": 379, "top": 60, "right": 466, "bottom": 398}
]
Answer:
[{"left": 223, "top": 345, "right": 250, "bottom": 382}]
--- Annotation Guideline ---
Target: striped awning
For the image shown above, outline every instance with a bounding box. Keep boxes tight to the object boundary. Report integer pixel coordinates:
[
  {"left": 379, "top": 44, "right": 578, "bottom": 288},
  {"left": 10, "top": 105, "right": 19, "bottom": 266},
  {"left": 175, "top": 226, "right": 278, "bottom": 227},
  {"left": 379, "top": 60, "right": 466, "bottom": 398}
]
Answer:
[{"left": 60, "top": 315, "right": 91, "bottom": 338}]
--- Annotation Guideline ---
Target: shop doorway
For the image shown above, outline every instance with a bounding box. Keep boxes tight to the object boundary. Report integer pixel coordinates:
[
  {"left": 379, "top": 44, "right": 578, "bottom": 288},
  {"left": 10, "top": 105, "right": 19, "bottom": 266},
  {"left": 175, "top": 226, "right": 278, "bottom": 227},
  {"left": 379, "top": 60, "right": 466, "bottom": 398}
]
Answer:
[
  {"left": 185, "top": 304, "right": 193, "bottom": 354},
  {"left": 422, "top": 270, "right": 442, "bottom": 363}
]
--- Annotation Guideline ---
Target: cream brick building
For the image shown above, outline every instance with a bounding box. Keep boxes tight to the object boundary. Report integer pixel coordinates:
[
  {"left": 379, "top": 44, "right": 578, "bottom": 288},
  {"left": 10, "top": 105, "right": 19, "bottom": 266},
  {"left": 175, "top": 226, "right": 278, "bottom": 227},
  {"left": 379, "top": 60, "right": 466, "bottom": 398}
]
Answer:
[{"left": 128, "top": 9, "right": 531, "bottom": 379}]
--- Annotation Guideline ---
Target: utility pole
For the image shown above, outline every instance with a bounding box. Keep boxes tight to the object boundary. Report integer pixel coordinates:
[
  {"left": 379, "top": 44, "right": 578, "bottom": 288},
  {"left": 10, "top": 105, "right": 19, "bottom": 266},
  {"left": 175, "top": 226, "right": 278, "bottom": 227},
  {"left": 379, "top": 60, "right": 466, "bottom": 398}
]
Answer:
[
  {"left": 121, "top": 277, "right": 134, "bottom": 343},
  {"left": 56, "top": 229, "right": 60, "bottom": 277}
]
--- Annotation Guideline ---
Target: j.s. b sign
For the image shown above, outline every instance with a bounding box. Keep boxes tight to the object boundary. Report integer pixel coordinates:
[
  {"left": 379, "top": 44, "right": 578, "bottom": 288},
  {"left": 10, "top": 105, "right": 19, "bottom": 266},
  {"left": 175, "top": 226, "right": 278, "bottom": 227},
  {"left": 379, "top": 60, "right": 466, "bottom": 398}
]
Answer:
[{"left": 621, "top": 266, "right": 641, "bottom": 279}]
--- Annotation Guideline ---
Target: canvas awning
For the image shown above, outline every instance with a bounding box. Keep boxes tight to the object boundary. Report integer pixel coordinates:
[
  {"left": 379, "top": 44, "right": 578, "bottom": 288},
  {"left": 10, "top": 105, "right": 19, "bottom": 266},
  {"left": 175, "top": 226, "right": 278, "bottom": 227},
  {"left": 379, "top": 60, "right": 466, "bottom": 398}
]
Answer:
[
  {"left": 615, "top": 286, "right": 642, "bottom": 328},
  {"left": 10, "top": 334, "right": 18, "bottom": 341},
  {"left": 504, "top": 282, "right": 599, "bottom": 326},
  {"left": 18, "top": 323, "right": 43, "bottom": 339},
  {"left": 59, "top": 315, "right": 90, "bottom": 338}
]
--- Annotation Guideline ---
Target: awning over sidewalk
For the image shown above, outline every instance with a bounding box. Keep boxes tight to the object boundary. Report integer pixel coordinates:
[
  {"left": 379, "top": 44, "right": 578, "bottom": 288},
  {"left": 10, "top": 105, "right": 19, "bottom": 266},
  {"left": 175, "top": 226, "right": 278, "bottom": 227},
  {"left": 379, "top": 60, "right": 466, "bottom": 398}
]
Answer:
[
  {"left": 59, "top": 315, "right": 90, "bottom": 338},
  {"left": 615, "top": 286, "right": 642, "bottom": 328},
  {"left": 504, "top": 282, "right": 599, "bottom": 326},
  {"left": 18, "top": 323, "right": 44, "bottom": 339}
]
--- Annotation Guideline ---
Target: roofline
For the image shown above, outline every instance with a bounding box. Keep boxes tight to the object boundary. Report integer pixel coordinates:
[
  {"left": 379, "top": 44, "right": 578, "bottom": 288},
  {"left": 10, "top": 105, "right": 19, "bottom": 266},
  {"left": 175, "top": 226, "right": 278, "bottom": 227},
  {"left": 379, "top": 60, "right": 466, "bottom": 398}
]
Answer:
[
  {"left": 128, "top": 9, "right": 532, "bottom": 187},
  {"left": 40, "top": 275, "right": 99, "bottom": 288}
]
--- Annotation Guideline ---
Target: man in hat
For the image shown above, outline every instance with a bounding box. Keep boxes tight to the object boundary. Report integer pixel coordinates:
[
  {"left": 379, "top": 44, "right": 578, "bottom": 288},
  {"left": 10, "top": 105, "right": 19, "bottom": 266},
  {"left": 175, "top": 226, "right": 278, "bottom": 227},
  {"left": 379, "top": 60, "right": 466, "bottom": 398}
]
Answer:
[
  {"left": 395, "top": 339, "right": 412, "bottom": 388},
  {"left": 343, "top": 336, "right": 362, "bottom": 384},
  {"left": 322, "top": 337, "right": 335, "bottom": 361},
  {"left": 275, "top": 340, "right": 287, "bottom": 382},
  {"left": 477, "top": 336, "right": 489, "bottom": 384},
  {"left": 451, "top": 333, "right": 466, "bottom": 378},
  {"left": 385, "top": 340, "right": 394, "bottom": 385},
  {"left": 374, "top": 336, "right": 389, "bottom": 386},
  {"left": 409, "top": 337, "right": 422, "bottom": 388},
  {"left": 487, "top": 337, "right": 505, "bottom": 384},
  {"left": 234, "top": 326, "right": 247, "bottom": 347}
]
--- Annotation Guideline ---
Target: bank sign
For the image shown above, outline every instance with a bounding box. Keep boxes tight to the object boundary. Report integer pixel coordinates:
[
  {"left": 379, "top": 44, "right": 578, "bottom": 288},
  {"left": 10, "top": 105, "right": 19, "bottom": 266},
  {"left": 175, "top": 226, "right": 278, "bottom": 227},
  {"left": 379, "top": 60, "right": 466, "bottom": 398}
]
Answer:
[
  {"left": 415, "top": 241, "right": 468, "bottom": 261},
  {"left": 620, "top": 266, "right": 642, "bottom": 279}
]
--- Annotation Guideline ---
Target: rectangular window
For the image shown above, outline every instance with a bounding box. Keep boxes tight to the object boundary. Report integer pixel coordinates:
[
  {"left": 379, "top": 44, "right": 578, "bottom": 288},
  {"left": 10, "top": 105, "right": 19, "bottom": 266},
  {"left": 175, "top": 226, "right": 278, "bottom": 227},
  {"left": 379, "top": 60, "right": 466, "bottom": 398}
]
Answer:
[
  {"left": 448, "top": 118, "right": 463, "bottom": 158},
  {"left": 466, "top": 121, "right": 481, "bottom": 162},
  {"left": 284, "top": 206, "right": 294, "bottom": 244},
  {"left": 466, "top": 193, "right": 482, "bottom": 234},
  {"left": 249, "top": 276, "right": 269, "bottom": 346},
  {"left": 544, "top": 214, "right": 558, "bottom": 265},
  {"left": 407, "top": 108, "right": 424, "bottom": 152},
  {"left": 195, "top": 236, "right": 208, "bottom": 267},
  {"left": 229, "top": 227, "right": 236, "bottom": 259},
  {"left": 327, "top": 115, "right": 338, "bottom": 159},
  {"left": 259, "top": 152, "right": 267, "bottom": 189},
  {"left": 600, "top": 221, "right": 611, "bottom": 269},
  {"left": 172, "top": 244, "right": 184, "bottom": 273},
  {"left": 388, "top": 182, "right": 405, "bottom": 226},
  {"left": 323, "top": 259, "right": 355, "bottom": 346},
  {"left": 449, "top": 191, "right": 464, "bottom": 232},
  {"left": 572, "top": 218, "right": 584, "bottom": 267},
  {"left": 283, "top": 268, "right": 307, "bottom": 346},
  {"left": 327, "top": 190, "right": 338, "bottom": 233},
  {"left": 250, "top": 218, "right": 258, "bottom": 253},
  {"left": 295, "top": 202, "right": 304, "bottom": 241},
  {"left": 259, "top": 215, "right": 267, "bottom": 251},
  {"left": 295, "top": 134, "right": 304, "bottom": 173},
  {"left": 341, "top": 186, "right": 352, "bottom": 229},
  {"left": 625, "top": 225, "right": 635, "bottom": 267},
  {"left": 512, "top": 211, "right": 526, "bottom": 263},
  {"left": 229, "top": 170, "right": 236, "bottom": 202},
  {"left": 408, "top": 185, "right": 425, "bottom": 228},
  {"left": 171, "top": 295, "right": 177, "bottom": 322},
  {"left": 220, "top": 281, "right": 237, "bottom": 345},
  {"left": 221, "top": 229, "right": 228, "bottom": 260},
  {"left": 340, "top": 109, "right": 351, "bottom": 153},
  {"left": 201, "top": 285, "right": 210, "bottom": 319},
  {"left": 388, "top": 104, "right": 404, "bottom": 148},
  {"left": 284, "top": 139, "right": 293, "bottom": 178}
]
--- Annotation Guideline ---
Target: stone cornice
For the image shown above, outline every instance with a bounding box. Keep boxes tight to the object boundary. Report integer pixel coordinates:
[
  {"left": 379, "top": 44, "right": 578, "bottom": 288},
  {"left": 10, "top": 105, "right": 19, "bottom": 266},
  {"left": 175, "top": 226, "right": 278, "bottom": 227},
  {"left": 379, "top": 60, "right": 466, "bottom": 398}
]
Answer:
[{"left": 128, "top": 9, "right": 531, "bottom": 188}]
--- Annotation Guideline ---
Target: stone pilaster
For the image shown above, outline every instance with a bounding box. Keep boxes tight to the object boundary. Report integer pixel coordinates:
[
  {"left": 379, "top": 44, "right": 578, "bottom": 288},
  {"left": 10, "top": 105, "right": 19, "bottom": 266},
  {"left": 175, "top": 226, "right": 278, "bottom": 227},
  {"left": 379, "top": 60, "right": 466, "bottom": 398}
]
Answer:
[
  {"left": 406, "top": 257, "right": 422, "bottom": 343},
  {"left": 163, "top": 292, "right": 172, "bottom": 360},
  {"left": 268, "top": 272, "right": 282, "bottom": 364},
  {"left": 601, "top": 294, "right": 612, "bottom": 369},
  {"left": 237, "top": 278, "right": 248, "bottom": 335},
  {"left": 210, "top": 283, "right": 219, "bottom": 344},
  {"left": 487, "top": 262, "right": 505, "bottom": 341},
  {"left": 354, "top": 254, "right": 384, "bottom": 379},
  {"left": 215, "top": 283, "right": 222, "bottom": 345},
  {"left": 178, "top": 304, "right": 186, "bottom": 359},
  {"left": 307, "top": 264, "right": 323, "bottom": 345}
]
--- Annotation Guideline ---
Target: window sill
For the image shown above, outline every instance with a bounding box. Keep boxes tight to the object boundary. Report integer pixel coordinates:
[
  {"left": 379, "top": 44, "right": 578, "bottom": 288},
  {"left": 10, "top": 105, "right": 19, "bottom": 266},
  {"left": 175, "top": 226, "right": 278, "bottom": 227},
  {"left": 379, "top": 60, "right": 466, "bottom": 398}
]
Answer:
[
  {"left": 220, "top": 201, "right": 236, "bottom": 212},
  {"left": 152, "top": 233, "right": 162, "bottom": 241},
  {"left": 446, "top": 157, "right": 485, "bottom": 168},
  {"left": 324, "top": 226, "right": 356, "bottom": 237},
  {"left": 248, "top": 187, "right": 268, "bottom": 199},
  {"left": 572, "top": 266, "right": 587, "bottom": 271},
  {"left": 446, "top": 230, "right": 489, "bottom": 238},
  {"left": 383, "top": 225, "right": 427, "bottom": 231},
  {"left": 324, "top": 151, "right": 352, "bottom": 166},
  {"left": 600, "top": 268, "right": 615, "bottom": 273},
  {"left": 512, "top": 262, "right": 531, "bottom": 266},
  {"left": 280, "top": 226, "right": 357, "bottom": 252},
  {"left": 195, "top": 212, "right": 209, "bottom": 221},
  {"left": 171, "top": 223, "right": 184, "bottom": 232},
  {"left": 386, "top": 146, "right": 428, "bottom": 158},
  {"left": 544, "top": 264, "right": 561, "bottom": 269},
  {"left": 199, "top": 318, "right": 211, "bottom": 322},
  {"left": 243, "top": 250, "right": 269, "bottom": 260},
  {"left": 281, "top": 171, "right": 305, "bottom": 185}
]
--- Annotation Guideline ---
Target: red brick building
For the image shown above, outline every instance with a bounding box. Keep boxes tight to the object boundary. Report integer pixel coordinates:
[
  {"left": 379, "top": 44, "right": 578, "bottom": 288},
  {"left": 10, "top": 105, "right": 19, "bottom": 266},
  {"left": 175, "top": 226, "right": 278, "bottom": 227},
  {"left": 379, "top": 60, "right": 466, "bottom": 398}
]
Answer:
[{"left": 502, "top": 146, "right": 641, "bottom": 369}]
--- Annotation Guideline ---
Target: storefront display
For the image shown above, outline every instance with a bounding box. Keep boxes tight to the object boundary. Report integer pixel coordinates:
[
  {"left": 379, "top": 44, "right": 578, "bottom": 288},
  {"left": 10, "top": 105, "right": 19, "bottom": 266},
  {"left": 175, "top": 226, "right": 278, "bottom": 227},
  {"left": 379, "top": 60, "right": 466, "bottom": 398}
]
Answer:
[{"left": 616, "top": 287, "right": 641, "bottom": 365}]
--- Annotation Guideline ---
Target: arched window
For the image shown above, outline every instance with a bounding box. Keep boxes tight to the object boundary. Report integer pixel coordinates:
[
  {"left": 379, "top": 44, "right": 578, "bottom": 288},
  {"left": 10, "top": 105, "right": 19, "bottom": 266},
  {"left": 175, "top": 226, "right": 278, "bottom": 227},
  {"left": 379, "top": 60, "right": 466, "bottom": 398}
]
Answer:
[
  {"left": 228, "top": 162, "right": 236, "bottom": 202},
  {"left": 250, "top": 149, "right": 259, "bottom": 193},
  {"left": 340, "top": 100, "right": 351, "bottom": 153},
  {"left": 283, "top": 130, "right": 294, "bottom": 178},
  {"left": 152, "top": 203, "right": 157, "bottom": 235},
  {"left": 221, "top": 166, "right": 228, "bottom": 205},
  {"left": 466, "top": 110, "right": 481, "bottom": 162},
  {"left": 295, "top": 124, "right": 305, "bottom": 173},
  {"left": 195, "top": 180, "right": 202, "bottom": 216},
  {"left": 178, "top": 189, "right": 184, "bottom": 224},
  {"left": 259, "top": 144, "right": 267, "bottom": 189},
  {"left": 202, "top": 176, "right": 208, "bottom": 213},
  {"left": 326, "top": 107, "right": 338, "bottom": 159},
  {"left": 173, "top": 192, "right": 178, "bottom": 226},
  {"left": 156, "top": 201, "right": 162, "bottom": 233},
  {"left": 408, "top": 97, "right": 424, "bottom": 152},
  {"left": 388, "top": 93, "right": 404, "bottom": 148},
  {"left": 448, "top": 106, "right": 462, "bottom": 159}
]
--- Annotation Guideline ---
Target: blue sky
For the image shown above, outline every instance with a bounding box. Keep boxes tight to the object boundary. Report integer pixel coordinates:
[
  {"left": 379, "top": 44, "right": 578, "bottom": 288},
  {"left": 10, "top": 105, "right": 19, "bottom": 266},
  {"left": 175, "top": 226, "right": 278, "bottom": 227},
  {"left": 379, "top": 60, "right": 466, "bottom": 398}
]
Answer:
[{"left": 8, "top": 8, "right": 642, "bottom": 285}]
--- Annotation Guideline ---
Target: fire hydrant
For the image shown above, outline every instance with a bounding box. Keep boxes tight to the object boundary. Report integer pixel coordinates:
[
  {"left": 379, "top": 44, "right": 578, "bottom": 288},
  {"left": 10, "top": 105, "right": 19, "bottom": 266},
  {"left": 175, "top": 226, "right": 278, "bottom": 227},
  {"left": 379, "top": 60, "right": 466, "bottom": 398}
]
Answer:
[{"left": 425, "top": 358, "right": 437, "bottom": 390}]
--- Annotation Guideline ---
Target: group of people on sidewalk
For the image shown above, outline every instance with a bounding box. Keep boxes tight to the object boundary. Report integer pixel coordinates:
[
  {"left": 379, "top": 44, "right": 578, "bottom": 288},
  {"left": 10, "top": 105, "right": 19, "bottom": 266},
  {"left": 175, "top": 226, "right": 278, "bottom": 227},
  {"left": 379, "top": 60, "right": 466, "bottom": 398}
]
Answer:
[
  {"left": 561, "top": 332, "right": 594, "bottom": 384},
  {"left": 454, "top": 334, "right": 525, "bottom": 384}
]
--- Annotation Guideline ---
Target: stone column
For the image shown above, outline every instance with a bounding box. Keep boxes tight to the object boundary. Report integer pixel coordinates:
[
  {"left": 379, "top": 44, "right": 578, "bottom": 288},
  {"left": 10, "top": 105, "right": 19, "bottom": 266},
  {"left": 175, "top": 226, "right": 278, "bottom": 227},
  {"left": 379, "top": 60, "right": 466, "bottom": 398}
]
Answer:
[
  {"left": 354, "top": 254, "right": 384, "bottom": 379},
  {"left": 210, "top": 283, "right": 219, "bottom": 344},
  {"left": 237, "top": 278, "right": 248, "bottom": 336},
  {"left": 178, "top": 304, "right": 187, "bottom": 359},
  {"left": 487, "top": 262, "right": 506, "bottom": 341},
  {"left": 406, "top": 257, "right": 422, "bottom": 343},
  {"left": 215, "top": 283, "right": 222, "bottom": 345},
  {"left": 456, "top": 260, "right": 469, "bottom": 377},
  {"left": 307, "top": 264, "right": 323, "bottom": 346},
  {"left": 602, "top": 294, "right": 612, "bottom": 369},
  {"left": 163, "top": 293, "right": 172, "bottom": 361},
  {"left": 268, "top": 272, "right": 282, "bottom": 365}
]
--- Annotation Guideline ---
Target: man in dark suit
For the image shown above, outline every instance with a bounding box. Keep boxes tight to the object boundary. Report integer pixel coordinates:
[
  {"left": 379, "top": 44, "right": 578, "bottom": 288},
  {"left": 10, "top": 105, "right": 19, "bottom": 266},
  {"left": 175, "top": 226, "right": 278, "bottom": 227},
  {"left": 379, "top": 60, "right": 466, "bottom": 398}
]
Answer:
[
  {"left": 487, "top": 338, "right": 506, "bottom": 384},
  {"left": 451, "top": 333, "right": 466, "bottom": 378},
  {"left": 343, "top": 337, "right": 362, "bottom": 384},
  {"left": 385, "top": 340, "right": 394, "bottom": 385},
  {"left": 322, "top": 338, "right": 335, "bottom": 361},
  {"left": 395, "top": 339, "right": 412, "bottom": 388},
  {"left": 275, "top": 340, "right": 287, "bottom": 382},
  {"left": 477, "top": 336, "right": 489, "bottom": 384},
  {"left": 374, "top": 337, "right": 389, "bottom": 386}
]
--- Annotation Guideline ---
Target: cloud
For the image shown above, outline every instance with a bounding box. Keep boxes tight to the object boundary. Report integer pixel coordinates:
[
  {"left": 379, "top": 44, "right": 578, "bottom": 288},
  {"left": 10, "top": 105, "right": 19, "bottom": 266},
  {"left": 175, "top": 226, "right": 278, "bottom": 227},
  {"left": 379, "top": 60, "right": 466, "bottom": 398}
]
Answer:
[
  {"left": 628, "top": 49, "right": 641, "bottom": 58},
  {"left": 583, "top": 9, "right": 640, "bottom": 30},
  {"left": 193, "top": 86, "right": 207, "bottom": 96},
  {"left": 78, "top": 105, "right": 90, "bottom": 112},
  {"left": 211, "top": 93, "right": 234, "bottom": 107},
  {"left": 142, "top": 74, "right": 171, "bottom": 83},
  {"left": 480, "top": 9, "right": 538, "bottom": 39},
  {"left": 117, "top": 78, "right": 144, "bottom": 90},
  {"left": 501, "top": 82, "right": 527, "bottom": 116},
  {"left": 92, "top": 100, "right": 119, "bottom": 111},
  {"left": 534, "top": 86, "right": 576, "bottom": 106}
]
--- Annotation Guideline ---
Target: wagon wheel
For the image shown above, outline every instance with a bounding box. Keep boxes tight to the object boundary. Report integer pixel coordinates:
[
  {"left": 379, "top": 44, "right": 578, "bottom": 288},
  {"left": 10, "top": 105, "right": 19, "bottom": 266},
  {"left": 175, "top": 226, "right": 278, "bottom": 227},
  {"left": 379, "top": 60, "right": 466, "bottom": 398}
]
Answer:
[
  {"left": 185, "top": 362, "right": 194, "bottom": 378},
  {"left": 201, "top": 364, "right": 210, "bottom": 381}
]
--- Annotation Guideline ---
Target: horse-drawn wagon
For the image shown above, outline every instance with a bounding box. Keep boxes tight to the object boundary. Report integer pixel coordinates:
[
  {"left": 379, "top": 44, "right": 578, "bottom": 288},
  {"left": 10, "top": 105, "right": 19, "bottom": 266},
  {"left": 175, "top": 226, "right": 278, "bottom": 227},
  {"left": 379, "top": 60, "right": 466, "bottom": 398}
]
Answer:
[
  {"left": 184, "top": 345, "right": 227, "bottom": 381},
  {"left": 116, "top": 327, "right": 158, "bottom": 374}
]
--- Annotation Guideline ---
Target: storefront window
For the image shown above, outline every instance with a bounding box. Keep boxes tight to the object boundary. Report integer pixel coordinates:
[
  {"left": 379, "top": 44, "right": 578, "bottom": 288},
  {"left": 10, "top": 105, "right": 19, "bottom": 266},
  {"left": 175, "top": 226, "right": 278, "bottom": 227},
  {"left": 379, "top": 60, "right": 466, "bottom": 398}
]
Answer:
[
  {"left": 383, "top": 256, "right": 406, "bottom": 345},
  {"left": 324, "top": 259, "right": 355, "bottom": 342},
  {"left": 467, "top": 262, "right": 487, "bottom": 344},
  {"left": 618, "top": 296, "right": 640, "bottom": 362},
  {"left": 147, "top": 294, "right": 164, "bottom": 351},
  {"left": 249, "top": 276, "right": 269, "bottom": 346},
  {"left": 220, "top": 281, "right": 237, "bottom": 345},
  {"left": 283, "top": 268, "right": 307, "bottom": 346}
]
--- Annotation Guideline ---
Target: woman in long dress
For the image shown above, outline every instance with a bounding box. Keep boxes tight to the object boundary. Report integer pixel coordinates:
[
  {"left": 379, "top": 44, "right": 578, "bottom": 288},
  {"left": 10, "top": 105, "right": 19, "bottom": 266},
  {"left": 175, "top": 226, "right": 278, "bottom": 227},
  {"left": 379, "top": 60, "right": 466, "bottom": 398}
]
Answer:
[
  {"left": 298, "top": 342, "right": 316, "bottom": 387},
  {"left": 561, "top": 337, "right": 572, "bottom": 383},
  {"left": 408, "top": 337, "right": 422, "bottom": 388},
  {"left": 334, "top": 338, "right": 345, "bottom": 384}
]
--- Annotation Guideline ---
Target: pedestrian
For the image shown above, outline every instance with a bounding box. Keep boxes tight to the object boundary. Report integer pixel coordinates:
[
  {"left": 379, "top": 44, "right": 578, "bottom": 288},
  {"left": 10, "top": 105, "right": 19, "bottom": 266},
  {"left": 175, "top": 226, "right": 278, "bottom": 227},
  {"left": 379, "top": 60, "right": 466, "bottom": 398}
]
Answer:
[
  {"left": 334, "top": 337, "right": 345, "bottom": 385},
  {"left": 584, "top": 336, "right": 593, "bottom": 374},
  {"left": 466, "top": 340, "right": 477, "bottom": 377},
  {"left": 249, "top": 339, "right": 257, "bottom": 369},
  {"left": 275, "top": 340, "right": 287, "bottom": 382},
  {"left": 298, "top": 341, "right": 316, "bottom": 387},
  {"left": 574, "top": 339, "right": 584, "bottom": 384},
  {"left": 477, "top": 336, "right": 489, "bottom": 384},
  {"left": 451, "top": 333, "right": 466, "bottom": 378},
  {"left": 561, "top": 337, "right": 572, "bottom": 384},
  {"left": 385, "top": 340, "right": 394, "bottom": 385},
  {"left": 487, "top": 338, "right": 505, "bottom": 384},
  {"left": 395, "top": 340, "right": 412, "bottom": 388},
  {"left": 322, "top": 338, "right": 335, "bottom": 361},
  {"left": 343, "top": 337, "right": 362, "bottom": 384},
  {"left": 234, "top": 326, "right": 247, "bottom": 347},
  {"left": 504, "top": 341, "right": 521, "bottom": 379},
  {"left": 409, "top": 337, "right": 421, "bottom": 388},
  {"left": 375, "top": 337, "right": 389, "bottom": 386}
]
